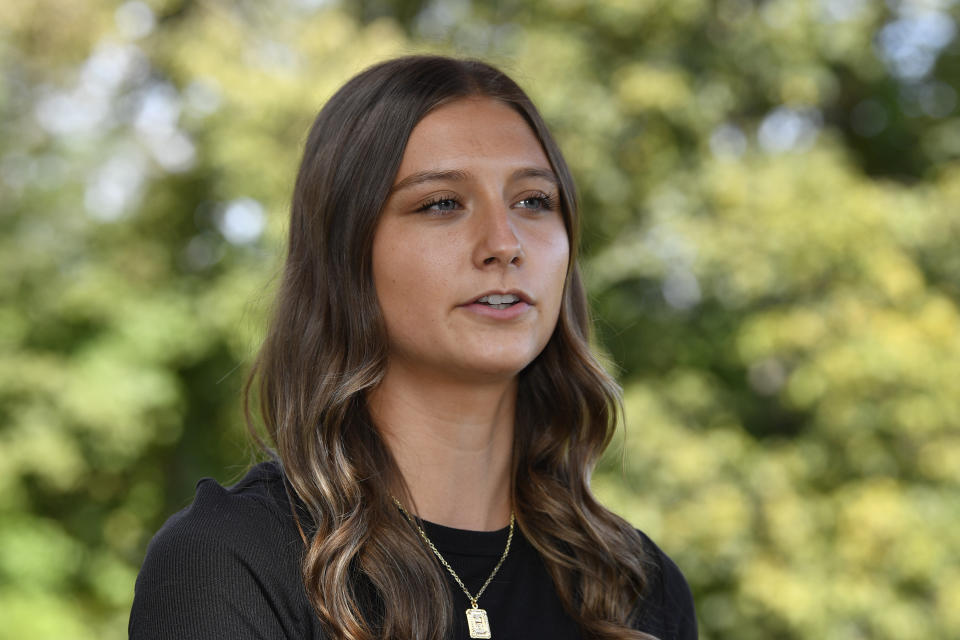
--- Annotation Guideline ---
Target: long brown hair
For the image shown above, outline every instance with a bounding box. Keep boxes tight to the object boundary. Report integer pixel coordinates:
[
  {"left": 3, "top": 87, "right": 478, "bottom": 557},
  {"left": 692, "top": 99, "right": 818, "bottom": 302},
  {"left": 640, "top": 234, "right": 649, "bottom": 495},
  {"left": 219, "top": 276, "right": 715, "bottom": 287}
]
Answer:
[{"left": 244, "top": 55, "right": 653, "bottom": 640}]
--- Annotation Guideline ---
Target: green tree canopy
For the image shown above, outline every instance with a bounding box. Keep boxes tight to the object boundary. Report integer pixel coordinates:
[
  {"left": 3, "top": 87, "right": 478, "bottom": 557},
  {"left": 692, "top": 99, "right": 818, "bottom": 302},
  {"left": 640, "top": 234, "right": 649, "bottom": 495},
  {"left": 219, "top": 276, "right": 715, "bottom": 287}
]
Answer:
[{"left": 1, "top": 1, "right": 958, "bottom": 638}]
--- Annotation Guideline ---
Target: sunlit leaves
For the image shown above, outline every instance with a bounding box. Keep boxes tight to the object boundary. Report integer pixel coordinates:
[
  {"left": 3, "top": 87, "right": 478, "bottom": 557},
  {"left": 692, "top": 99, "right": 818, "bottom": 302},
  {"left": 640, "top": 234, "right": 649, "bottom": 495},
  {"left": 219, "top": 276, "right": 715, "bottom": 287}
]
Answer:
[{"left": 2, "top": 0, "right": 959, "bottom": 639}]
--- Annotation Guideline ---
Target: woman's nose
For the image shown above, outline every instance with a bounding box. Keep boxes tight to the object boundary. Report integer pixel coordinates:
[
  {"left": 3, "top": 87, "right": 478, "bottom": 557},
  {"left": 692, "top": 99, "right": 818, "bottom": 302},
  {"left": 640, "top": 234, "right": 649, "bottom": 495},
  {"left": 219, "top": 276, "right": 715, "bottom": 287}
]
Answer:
[{"left": 472, "top": 205, "right": 524, "bottom": 268}]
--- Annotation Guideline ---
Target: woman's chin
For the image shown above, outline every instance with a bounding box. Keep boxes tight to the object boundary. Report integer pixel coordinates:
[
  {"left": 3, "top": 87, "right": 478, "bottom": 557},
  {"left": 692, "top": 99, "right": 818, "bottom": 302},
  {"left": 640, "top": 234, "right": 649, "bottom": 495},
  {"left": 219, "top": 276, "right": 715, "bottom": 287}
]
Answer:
[{"left": 448, "top": 355, "right": 539, "bottom": 383}]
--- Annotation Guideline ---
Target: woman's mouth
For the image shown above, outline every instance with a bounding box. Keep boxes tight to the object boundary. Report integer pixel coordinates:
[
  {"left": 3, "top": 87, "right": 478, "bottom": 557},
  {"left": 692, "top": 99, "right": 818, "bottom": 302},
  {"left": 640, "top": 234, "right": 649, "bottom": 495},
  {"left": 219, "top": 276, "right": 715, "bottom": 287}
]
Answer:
[
  {"left": 462, "top": 293, "right": 531, "bottom": 320},
  {"left": 475, "top": 293, "right": 521, "bottom": 309}
]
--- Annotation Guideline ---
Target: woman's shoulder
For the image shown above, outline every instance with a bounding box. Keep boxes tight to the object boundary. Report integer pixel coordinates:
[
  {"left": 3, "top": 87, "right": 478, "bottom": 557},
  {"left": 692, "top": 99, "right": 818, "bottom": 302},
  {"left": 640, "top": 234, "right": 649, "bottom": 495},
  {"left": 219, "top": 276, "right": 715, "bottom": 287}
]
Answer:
[
  {"left": 140, "top": 461, "right": 308, "bottom": 565},
  {"left": 129, "top": 461, "right": 321, "bottom": 639},
  {"left": 634, "top": 529, "right": 699, "bottom": 640},
  {"left": 156, "top": 460, "right": 304, "bottom": 540}
]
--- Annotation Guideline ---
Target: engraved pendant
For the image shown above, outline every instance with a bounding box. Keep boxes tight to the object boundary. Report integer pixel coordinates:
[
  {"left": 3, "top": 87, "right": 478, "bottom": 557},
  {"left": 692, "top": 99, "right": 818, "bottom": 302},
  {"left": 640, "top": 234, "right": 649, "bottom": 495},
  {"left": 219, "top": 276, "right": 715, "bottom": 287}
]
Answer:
[{"left": 465, "top": 608, "right": 492, "bottom": 639}]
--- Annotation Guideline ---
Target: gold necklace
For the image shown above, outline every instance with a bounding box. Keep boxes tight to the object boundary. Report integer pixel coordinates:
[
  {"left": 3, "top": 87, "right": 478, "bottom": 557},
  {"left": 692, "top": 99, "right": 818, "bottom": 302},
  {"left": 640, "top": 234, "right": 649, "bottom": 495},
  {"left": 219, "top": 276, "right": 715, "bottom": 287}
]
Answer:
[{"left": 393, "top": 498, "right": 515, "bottom": 639}]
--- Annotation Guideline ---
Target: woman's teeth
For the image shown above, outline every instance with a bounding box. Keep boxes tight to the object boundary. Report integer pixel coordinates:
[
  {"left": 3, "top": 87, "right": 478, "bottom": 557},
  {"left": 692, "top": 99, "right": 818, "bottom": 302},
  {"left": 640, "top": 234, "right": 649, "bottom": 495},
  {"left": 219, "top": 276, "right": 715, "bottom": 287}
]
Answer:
[{"left": 477, "top": 294, "right": 520, "bottom": 309}]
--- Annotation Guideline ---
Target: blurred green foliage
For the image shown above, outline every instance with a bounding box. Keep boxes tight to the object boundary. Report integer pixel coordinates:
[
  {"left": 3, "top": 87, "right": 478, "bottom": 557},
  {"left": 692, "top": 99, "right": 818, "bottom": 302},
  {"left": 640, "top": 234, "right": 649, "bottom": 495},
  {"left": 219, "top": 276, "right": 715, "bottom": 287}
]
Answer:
[{"left": 1, "top": 0, "right": 959, "bottom": 638}]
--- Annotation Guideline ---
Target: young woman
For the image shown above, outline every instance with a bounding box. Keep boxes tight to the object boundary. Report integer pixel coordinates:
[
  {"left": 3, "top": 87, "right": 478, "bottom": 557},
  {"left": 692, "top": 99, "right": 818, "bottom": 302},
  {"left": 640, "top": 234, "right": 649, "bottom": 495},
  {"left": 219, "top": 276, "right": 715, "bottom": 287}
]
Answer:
[{"left": 130, "top": 55, "right": 697, "bottom": 640}]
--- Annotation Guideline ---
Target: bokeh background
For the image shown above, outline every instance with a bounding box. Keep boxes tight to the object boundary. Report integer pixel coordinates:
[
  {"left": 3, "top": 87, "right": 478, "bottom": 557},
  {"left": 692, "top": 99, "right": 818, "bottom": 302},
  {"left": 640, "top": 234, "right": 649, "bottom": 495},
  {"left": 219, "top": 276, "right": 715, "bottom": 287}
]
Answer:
[{"left": 2, "top": 0, "right": 959, "bottom": 638}]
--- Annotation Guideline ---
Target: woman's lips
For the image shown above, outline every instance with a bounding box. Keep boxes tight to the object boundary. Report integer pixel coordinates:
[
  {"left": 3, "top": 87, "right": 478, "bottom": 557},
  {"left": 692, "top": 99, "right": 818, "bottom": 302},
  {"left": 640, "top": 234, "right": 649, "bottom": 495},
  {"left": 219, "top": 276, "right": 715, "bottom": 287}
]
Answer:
[{"left": 460, "top": 301, "right": 532, "bottom": 320}]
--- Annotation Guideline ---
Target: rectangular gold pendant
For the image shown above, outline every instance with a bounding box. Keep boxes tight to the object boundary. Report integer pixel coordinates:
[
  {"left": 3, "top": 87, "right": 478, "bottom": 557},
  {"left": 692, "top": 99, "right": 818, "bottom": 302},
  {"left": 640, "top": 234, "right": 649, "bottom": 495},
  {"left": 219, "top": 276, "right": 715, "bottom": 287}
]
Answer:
[{"left": 465, "top": 607, "right": 492, "bottom": 639}]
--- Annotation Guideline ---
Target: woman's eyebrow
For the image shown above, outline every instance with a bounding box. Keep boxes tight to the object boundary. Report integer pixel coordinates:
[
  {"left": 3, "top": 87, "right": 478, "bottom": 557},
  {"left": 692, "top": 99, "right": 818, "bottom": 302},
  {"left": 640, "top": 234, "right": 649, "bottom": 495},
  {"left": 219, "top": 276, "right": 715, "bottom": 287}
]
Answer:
[
  {"left": 389, "top": 167, "right": 559, "bottom": 195},
  {"left": 389, "top": 169, "right": 469, "bottom": 195},
  {"left": 510, "top": 167, "right": 559, "bottom": 186}
]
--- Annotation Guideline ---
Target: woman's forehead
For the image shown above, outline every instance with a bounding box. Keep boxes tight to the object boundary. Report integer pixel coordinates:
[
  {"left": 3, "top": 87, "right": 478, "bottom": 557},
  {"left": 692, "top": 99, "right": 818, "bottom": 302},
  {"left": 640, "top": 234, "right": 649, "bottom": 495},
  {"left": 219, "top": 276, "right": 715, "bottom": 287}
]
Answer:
[{"left": 394, "top": 97, "right": 552, "bottom": 182}]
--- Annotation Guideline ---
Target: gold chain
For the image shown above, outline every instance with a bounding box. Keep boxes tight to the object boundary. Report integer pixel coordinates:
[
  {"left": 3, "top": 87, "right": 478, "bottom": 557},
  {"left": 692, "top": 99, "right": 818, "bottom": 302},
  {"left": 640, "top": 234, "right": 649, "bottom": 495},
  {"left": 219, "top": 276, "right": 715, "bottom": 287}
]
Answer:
[{"left": 393, "top": 497, "right": 515, "bottom": 609}]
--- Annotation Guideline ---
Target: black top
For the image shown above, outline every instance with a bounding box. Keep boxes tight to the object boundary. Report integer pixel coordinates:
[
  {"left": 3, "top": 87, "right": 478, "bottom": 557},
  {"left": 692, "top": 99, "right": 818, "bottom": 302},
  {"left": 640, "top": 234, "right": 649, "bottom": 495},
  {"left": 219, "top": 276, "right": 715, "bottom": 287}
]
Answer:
[{"left": 129, "top": 462, "right": 697, "bottom": 639}]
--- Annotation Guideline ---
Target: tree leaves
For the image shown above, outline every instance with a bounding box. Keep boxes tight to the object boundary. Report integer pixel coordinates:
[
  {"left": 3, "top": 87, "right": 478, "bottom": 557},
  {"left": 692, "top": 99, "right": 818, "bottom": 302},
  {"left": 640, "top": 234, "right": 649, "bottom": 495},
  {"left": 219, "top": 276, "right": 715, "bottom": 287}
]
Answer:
[{"left": 2, "top": 1, "right": 959, "bottom": 638}]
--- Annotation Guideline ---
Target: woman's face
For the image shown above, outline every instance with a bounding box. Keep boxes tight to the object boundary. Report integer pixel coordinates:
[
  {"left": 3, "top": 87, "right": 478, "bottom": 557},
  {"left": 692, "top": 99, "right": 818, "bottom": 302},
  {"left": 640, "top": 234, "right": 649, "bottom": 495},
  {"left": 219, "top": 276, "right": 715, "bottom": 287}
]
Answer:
[{"left": 372, "top": 97, "right": 569, "bottom": 383}]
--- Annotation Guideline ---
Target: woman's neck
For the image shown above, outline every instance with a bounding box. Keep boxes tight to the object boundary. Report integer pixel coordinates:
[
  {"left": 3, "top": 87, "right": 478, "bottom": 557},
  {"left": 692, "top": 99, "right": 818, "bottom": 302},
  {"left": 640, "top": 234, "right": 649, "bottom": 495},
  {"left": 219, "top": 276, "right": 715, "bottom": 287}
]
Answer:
[{"left": 367, "top": 363, "right": 516, "bottom": 531}]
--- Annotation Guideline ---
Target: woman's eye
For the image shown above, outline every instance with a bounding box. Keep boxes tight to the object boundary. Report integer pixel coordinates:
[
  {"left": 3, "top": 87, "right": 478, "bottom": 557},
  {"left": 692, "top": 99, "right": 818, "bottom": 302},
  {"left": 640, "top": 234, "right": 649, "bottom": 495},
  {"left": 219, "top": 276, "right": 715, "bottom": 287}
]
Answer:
[
  {"left": 416, "top": 198, "right": 460, "bottom": 214},
  {"left": 516, "top": 193, "right": 557, "bottom": 212}
]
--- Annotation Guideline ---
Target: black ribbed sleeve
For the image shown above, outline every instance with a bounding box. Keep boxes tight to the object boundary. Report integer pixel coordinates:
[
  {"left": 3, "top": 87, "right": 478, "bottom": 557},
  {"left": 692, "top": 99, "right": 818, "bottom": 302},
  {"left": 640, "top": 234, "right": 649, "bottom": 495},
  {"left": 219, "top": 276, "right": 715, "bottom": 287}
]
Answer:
[{"left": 129, "top": 465, "right": 323, "bottom": 639}]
